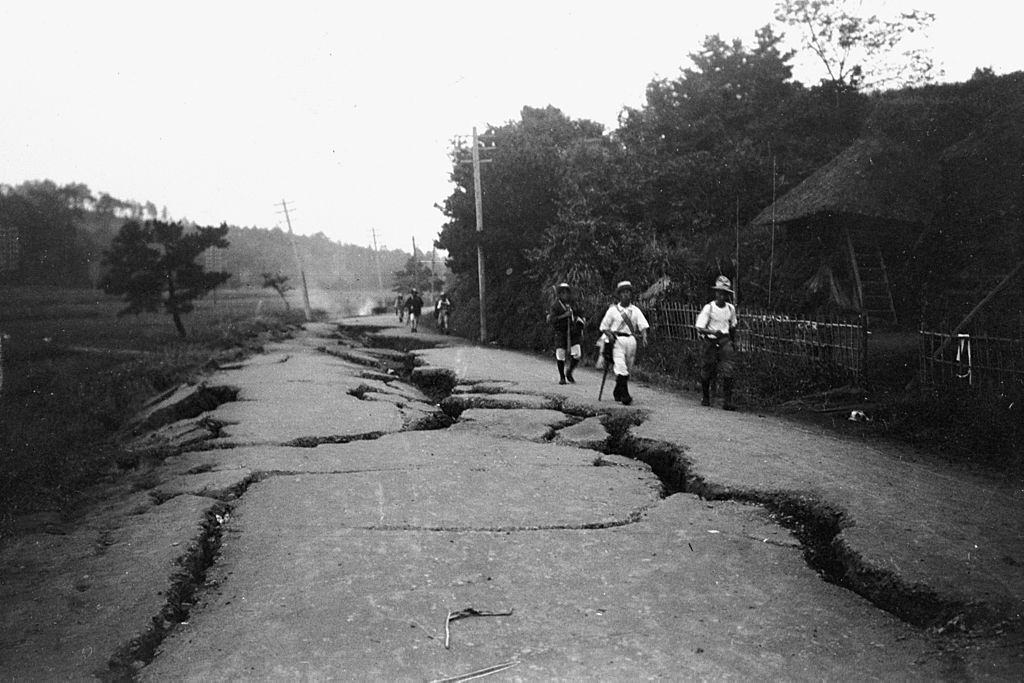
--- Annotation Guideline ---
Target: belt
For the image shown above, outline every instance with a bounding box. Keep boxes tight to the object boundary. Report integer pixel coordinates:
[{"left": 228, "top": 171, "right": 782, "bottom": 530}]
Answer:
[{"left": 615, "top": 332, "right": 632, "bottom": 337}]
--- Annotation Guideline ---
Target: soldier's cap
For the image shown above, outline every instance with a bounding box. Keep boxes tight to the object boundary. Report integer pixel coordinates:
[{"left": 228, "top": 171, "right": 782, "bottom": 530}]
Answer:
[
  {"left": 712, "top": 275, "right": 733, "bottom": 294},
  {"left": 556, "top": 282, "right": 571, "bottom": 290},
  {"left": 616, "top": 280, "right": 633, "bottom": 292}
]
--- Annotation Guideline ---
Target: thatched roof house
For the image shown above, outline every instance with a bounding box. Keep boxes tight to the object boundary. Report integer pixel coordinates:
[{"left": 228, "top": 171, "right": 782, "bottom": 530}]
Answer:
[{"left": 750, "top": 73, "right": 1024, "bottom": 326}]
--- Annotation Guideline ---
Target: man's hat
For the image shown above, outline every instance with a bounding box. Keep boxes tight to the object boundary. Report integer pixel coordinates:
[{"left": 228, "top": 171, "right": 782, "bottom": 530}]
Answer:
[
  {"left": 556, "top": 282, "right": 571, "bottom": 291},
  {"left": 712, "top": 276, "right": 733, "bottom": 295},
  {"left": 411, "top": 287, "right": 418, "bottom": 293},
  {"left": 616, "top": 280, "right": 633, "bottom": 293}
]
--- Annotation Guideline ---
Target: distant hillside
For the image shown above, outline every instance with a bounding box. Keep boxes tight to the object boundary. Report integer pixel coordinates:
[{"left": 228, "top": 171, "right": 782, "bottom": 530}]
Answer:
[{"left": 0, "top": 179, "right": 422, "bottom": 291}]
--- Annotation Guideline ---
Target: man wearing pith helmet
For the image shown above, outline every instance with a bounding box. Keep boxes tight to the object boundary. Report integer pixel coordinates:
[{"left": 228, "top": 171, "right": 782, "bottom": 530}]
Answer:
[
  {"left": 598, "top": 280, "right": 649, "bottom": 405},
  {"left": 695, "top": 275, "right": 738, "bottom": 410}
]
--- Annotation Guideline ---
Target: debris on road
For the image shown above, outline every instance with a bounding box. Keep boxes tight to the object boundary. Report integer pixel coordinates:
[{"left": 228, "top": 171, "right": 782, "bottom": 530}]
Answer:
[
  {"left": 431, "top": 659, "right": 519, "bottom": 682},
  {"left": 443, "top": 607, "right": 514, "bottom": 649}
]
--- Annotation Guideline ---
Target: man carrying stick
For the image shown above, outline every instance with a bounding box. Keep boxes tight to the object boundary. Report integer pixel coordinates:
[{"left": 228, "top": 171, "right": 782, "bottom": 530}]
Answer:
[
  {"left": 547, "top": 283, "right": 586, "bottom": 385},
  {"left": 598, "top": 280, "right": 649, "bottom": 405}
]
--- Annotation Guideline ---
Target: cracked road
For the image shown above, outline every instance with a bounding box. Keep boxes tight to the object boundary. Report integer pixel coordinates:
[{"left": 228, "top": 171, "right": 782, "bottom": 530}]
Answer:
[
  {"left": 137, "top": 319, "right": 976, "bottom": 681},
  {"left": 3, "top": 316, "right": 1021, "bottom": 680}
]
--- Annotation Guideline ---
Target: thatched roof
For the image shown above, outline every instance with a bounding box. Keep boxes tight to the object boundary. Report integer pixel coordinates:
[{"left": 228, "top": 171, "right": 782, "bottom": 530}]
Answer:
[
  {"left": 751, "top": 135, "right": 939, "bottom": 227},
  {"left": 752, "top": 74, "right": 1024, "bottom": 229}
]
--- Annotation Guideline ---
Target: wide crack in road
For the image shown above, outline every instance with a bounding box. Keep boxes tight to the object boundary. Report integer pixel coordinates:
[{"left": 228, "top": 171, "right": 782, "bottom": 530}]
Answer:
[{"left": 79, "top": 322, "right": 975, "bottom": 679}]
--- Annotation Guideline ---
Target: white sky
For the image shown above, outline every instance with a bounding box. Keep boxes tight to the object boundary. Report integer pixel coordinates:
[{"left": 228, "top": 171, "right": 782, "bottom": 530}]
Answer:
[{"left": 2, "top": 1, "right": 1021, "bottom": 254}]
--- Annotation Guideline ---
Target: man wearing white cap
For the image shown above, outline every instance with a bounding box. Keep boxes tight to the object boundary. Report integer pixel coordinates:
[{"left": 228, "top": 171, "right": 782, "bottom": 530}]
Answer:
[
  {"left": 598, "top": 280, "right": 649, "bottom": 405},
  {"left": 695, "top": 275, "right": 738, "bottom": 410}
]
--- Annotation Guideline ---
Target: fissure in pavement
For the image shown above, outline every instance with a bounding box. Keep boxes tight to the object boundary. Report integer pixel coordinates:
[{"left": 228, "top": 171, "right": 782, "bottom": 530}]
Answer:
[{"left": 110, "top": 328, "right": 983, "bottom": 678}]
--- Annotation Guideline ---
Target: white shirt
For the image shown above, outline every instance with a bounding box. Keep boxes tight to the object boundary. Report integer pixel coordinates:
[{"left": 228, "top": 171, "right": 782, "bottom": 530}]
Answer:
[
  {"left": 695, "top": 301, "right": 737, "bottom": 334},
  {"left": 600, "top": 304, "right": 650, "bottom": 335}
]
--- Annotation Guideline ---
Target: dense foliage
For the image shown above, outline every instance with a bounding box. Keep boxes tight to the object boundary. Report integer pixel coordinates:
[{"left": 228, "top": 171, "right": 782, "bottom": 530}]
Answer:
[{"left": 436, "top": 26, "right": 871, "bottom": 348}]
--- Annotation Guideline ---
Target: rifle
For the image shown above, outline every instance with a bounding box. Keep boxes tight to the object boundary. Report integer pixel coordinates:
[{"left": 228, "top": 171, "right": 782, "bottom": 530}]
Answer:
[{"left": 597, "top": 335, "right": 612, "bottom": 400}]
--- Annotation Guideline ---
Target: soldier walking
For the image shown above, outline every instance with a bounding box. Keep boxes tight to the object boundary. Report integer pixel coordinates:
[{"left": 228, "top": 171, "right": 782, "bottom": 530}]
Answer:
[
  {"left": 547, "top": 283, "right": 586, "bottom": 385},
  {"left": 598, "top": 280, "right": 649, "bottom": 405},
  {"left": 695, "top": 276, "right": 739, "bottom": 410}
]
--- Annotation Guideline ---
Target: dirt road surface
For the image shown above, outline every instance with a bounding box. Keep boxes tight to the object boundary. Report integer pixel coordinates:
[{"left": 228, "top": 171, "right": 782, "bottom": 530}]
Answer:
[{"left": 2, "top": 316, "right": 1021, "bottom": 680}]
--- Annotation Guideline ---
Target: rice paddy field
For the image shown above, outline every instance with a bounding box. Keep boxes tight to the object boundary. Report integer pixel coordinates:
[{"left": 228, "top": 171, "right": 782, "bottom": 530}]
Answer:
[{"left": 0, "top": 286, "right": 347, "bottom": 531}]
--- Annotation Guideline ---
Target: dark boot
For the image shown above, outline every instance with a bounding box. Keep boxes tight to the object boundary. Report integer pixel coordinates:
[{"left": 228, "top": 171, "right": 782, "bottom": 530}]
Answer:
[
  {"left": 722, "top": 378, "right": 737, "bottom": 411},
  {"left": 619, "top": 375, "right": 633, "bottom": 405},
  {"left": 557, "top": 360, "right": 566, "bottom": 385},
  {"left": 612, "top": 375, "right": 624, "bottom": 401},
  {"left": 566, "top": 358, "right": 578, "bottom": 383},
  {"left": 700, "top": 380, "right": 711, "bottom": 406}
]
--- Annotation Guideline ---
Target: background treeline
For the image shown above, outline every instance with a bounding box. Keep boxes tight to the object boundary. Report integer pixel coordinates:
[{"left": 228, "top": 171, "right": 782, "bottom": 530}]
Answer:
[
  {"left": 0, "top": 180, "right": 410, "bottom": 291},
  {"left": 437, "top": 27, "right": 869, "bottom": 349}
]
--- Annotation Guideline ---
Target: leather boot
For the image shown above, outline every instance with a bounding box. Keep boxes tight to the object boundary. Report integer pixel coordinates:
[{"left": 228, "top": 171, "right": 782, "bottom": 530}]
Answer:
[
  {"left": 700, "top": 380, "right": 711, "bottom": 406},
  {"left": 566, "top": 358, "right": 578, "bottom": 383},
  {"left": 722, "top": 378, "right": 737, "bottom": 411},
  {"left": 612, "top": 375, "right": 624, "bottom": 401},
  {"left": 557, "top": 360, "right": 566, "bottom": 385},
  {"left": 619, "top": 375, "right": 633, "bottom": 405}
]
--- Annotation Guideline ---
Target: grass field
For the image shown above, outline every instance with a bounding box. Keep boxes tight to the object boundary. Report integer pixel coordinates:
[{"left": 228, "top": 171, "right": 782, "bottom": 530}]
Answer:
[{"left": 0, "top": 286, "right": 328, "bottom": 531}]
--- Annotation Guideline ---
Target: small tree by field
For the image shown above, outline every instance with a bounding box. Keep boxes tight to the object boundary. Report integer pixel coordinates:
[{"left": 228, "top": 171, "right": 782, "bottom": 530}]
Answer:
[
  {"left": 101, "top": 220, "right": 231, "bottom": 338},
  {"left": 261, "top": 272, "right": 292, "bottom": 310}
]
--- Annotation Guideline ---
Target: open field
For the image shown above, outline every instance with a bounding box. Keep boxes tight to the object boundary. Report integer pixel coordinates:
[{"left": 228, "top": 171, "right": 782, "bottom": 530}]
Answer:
[{"left": 0, "top": 287, "right": 335, "bottom": 531}]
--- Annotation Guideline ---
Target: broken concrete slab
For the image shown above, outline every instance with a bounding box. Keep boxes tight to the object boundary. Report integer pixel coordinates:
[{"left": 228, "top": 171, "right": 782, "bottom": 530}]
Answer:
[
  {"left": 0, "top": 495, "right": 223, "bottom": 680},
  {"left": 126, "top": 383, "right": 236, "bottom": 434},
  {"left": 553, "top": 416, "right": 610, "bottom": 451},
  {"left": 450, "top": 408, "right": 572, "bottom": 441},
  {"left": 151, "top": 469, "right": 254, "bottom": 502},
  {"left": 441, "top": 393, "right": 559, "bottom": 415},
  {"left": 451, "top": 380, "right": 518, "bottom": 394},
  {"left": 143, "top": 495, "right": 947, "bottom": 680}
]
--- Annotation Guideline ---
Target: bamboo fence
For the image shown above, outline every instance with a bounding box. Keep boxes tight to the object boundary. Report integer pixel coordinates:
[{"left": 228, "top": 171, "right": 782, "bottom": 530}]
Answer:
[
  {"left": 645, "top": 302, "right": 867, "bottom": 380},
  {"left": 919, "top": 329, "right": 1024, "bottom": 398}
]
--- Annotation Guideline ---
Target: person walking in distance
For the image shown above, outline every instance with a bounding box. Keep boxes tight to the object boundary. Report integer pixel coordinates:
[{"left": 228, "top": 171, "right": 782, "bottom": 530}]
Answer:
[
  {"left": 395, "top": 292, "right": 405, "bottom": 322},
  {"left": 695, "top": 275, "right": 739, "bottom": 410},
  {"left": 404, "top": 288, "right": 424, "bottom": 333},
  {"left": 598, "top": 280, "right": 649, "bottom": 405},
  {"left": 434, "top": 291, "right": 453, "bottom": 334},
  {"left": 547, "top": 283, "right": 586, "bottom": 385}
]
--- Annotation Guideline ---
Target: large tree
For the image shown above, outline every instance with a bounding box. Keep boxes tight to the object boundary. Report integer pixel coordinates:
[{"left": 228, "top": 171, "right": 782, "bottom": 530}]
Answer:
[
  {"left": 774, "top": 0, "right": 938, "bottom": 90},
  {"left": 436, "top": 106, "right": 607, "bottom": 346},
  {"left": 101, "top": 220, "right": 230, "bottom": 338}
]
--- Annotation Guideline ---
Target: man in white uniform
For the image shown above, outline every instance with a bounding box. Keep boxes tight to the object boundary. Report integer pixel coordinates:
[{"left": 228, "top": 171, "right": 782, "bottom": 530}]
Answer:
[
  {"left": 695, "top": 275, "right": 738, "bottom": 410},
  {"left": 599, "top": 280, "right": 649, "bottom": 405}
]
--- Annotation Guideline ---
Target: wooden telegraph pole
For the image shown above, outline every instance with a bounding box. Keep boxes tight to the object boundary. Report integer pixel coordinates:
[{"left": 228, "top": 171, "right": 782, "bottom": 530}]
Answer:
[
  {"left": 471, "top": 127, "right": 487, "bottom": 343},
  {"left": 277, "top": 199, "right": 312, "bottom": 321}
]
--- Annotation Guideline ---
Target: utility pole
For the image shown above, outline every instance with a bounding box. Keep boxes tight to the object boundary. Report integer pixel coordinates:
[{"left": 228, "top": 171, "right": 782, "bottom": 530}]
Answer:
[
  {"left": 471, "top": 126, "right": 487, "bottom": 342},
  {"left": 277, "top": 199, "right": 312, "bottom": 321},
  {"left": 371, "top": 228, "right": 385, "bottom": 299}
]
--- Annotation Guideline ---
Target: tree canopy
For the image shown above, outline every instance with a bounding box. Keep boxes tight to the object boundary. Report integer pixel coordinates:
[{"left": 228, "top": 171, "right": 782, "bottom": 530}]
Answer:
[{"left": 100, "top": 220, "right": 231, "bottom": 338}]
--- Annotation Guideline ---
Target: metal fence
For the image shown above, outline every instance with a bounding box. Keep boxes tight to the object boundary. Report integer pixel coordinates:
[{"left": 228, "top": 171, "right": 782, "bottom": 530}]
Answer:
[
  {"left": 646, "top": 302, "right": 867, "bottom": 380},
  {"left": 919, "top": 330, "right": 1024, "bottom": 398}
]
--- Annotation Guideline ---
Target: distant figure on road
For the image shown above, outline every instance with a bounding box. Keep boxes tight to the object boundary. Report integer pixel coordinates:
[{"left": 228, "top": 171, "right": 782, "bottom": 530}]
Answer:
[
  {"left": 599, "top": 280, "right": 649, "bottom": 405},
  {"left": 547, "top": 283, "right": 586, "bottom": 385},
  {"left": 434, "top": 292, "right": 453, "bottom": 335},
  {"left": 395, "top": 292, "right": 405, "bottom": 322},
  {"left": 405, "top": 288, "right": 424, "bottom": 333},
  {"left": 695, "top": 275, "right": 738, "bottom": 410}
]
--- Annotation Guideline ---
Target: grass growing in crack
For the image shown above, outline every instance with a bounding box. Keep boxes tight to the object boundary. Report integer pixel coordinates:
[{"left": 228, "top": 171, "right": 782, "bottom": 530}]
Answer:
[{"left": 0, "top": 288, "right": 317, "bottom": 533}]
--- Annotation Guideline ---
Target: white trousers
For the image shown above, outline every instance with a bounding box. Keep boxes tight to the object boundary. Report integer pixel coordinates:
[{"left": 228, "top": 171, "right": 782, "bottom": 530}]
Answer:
[
  {"left": 555, "top": 344, "right": 581, "bottom": 361},
  {"left": 612, "top": 335, "right": 636, "bottom": 376}
]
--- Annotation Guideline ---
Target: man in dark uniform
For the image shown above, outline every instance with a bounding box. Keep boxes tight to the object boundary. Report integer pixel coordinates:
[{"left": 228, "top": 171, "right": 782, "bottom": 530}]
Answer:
[
  {"left": 547, "top": 283, "right": 586, "bottom": 385},
  {"left": 404, "top": 288, "right": 424, "bottom": 333}
]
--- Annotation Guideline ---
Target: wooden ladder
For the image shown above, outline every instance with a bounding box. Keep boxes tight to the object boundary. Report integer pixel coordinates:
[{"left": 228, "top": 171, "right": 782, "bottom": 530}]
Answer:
[{"left": 844, "top": 228, "right": 898, "bottom": 325}]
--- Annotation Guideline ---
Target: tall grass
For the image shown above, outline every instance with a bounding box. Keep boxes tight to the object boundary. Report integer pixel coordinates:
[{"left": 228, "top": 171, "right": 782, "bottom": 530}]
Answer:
[{"left": 0, "top": 288, "right": 314, "bottom": 529}]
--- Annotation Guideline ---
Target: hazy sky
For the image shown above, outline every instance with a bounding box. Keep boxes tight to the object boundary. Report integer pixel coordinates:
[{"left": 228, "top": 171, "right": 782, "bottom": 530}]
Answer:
[{"left": 2, "top": 1, "right": 1021, "bottom": 254}]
